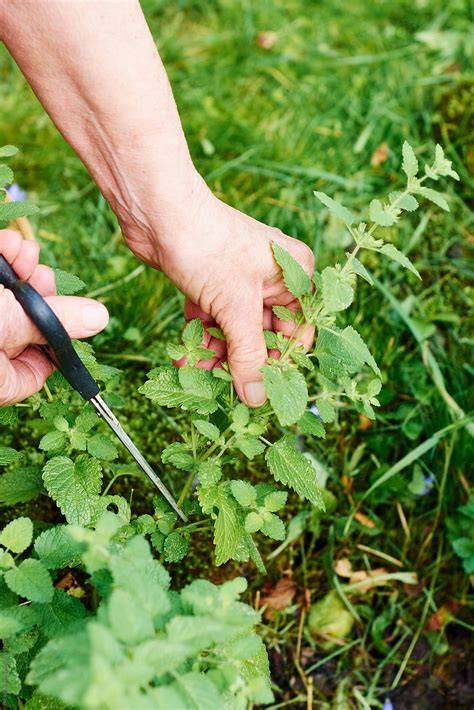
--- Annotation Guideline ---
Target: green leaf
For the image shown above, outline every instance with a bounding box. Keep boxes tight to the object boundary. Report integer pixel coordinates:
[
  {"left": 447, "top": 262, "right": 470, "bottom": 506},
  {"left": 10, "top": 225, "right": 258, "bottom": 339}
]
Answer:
[
  {"left": 272, "top": 243, "right": 311, "bottom": 298},
  {"left": 369, "top": 199, "right": 396, "bottom": 226},
  {"left": 53, "top": 269, "right": 86, "bottom": 295},
  {"left": 264, "top": 491, "right": 288, "bottom": 512},
  {"left": 233, "top": 434, "right": 265, "bottom": 460},
  {"left": 272, "top": 305, "right": 298, "bottom": 323},
  {"left": 380, "top": 243, "right": 421, "bottom": 279},
  {"left": 0, "top": 200, "right": 38, "bottom": 220},
  {"left": 5, "top": 559, "right": 54, "bottom": 602},
  {"left": 347, "top": 255, "right": 373, "bottom": 285},
  {"left": 0, "top": 164, "right": 14, "bottom": 185},
  {"left": 0, "top": 446, "right": 23, "bottom": 466},
  {"left": 230, "top": 480, "right": 257, "bottom": 508},
  {"left": 164, "top": 532, "right": 189, "bottom": 563},
  {"left": 87, "top": 433, "right": 118, "bottom": 461},
  {"left": 262, "top": 364, "right": 308, "bottom": 426},
  {"left": 161, "top": 442, "right": 194, "bottom": 471},
  {"left": 261, "top": 514, "right": 286, "bottom": 540},
  {"left": 32, "top": 588, "right": 86, "bottom": 638},
  {"left": 183, "top": 318, "right": 204, "bottom": 348},
  {"left": 245, "top": 511, "right": 263, "bottom": 533},
  {"left": 214, "top": 485, "right": 244, "bottom": 565},
  {"left": 291, "top": 350, "right": 314, "bottom": 370},
  {"left": 167, "top": 342, "right": 187, "bottom": 360},
  {"left": 416, "top": 186, "right": 449, "bottom": 211},
  {"left": 0, "top": 652, "right": 20, "bottom": 694},
  {"left": 0, "top": 145, "right": 19, "bottom": 157},
  {"left": 0, "top": 406, "right": 18, "bottom": 425},
  {"left": 315, "top": 325, "right": 380, "bottom": 378},
  {"left": 298, "top": 411, "right": 326, "bottom": 438},
  {"left": 266, "top": 435, "right": 324, "bottom": 508},
  {"left": 314, "top": 191, "right": 355, "bottom": 225},
  {"left": 75, "top": 411, "right": 97, "bottom": 433},
  {"left": 207, "top": 326, "right": 225, "bottom": 340},
  {"left": 42, "top": 455, "right": 102, "bottom": 525},
  {"left": 176, "top": 672, "right": 223, "bottom": 709},
  {"left": 198, "top": 460, "right": 222, "bottom": 487},
  {"left": 315, "top": 399, "right": 336, "bottom": 423},
  {"left": 39, "top": 430, "right": 68, "bottom": 454},
  {"left": 178, "top": 366, "right": 224, "bottom": 414},
  {"left": 389, "top": 191, "right": 419, "bottom": 212},
  {"left": 402, "top": 141, "right": 418, "bottom": 178},
  {"left": 34, "top": 525, "right": 83, "bottom": 569},
  {"left": 0, "top": 466, "right": 43, "bottom": 505},
  {"left": 193, "top": 419, "right": 221, "bottom": 442},
  {"left": 232, "top": 403, "right": 250, "bottom": 430},
  {"left": 321, "top": 266, "right": 355, "bottom": 312},
  {"left": 108, "top": 588, "right": 154, "bottom": 644},
  {"left": 0, "top": 516, "right": 33, "bottom": 554}
]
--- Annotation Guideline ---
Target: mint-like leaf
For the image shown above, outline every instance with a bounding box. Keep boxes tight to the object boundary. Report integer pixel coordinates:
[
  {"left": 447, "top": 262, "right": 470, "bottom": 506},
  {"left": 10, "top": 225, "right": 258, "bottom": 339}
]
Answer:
[
  {"left": 42, "top": 455, "right": 102, "bottom": 525},
  {"left": 321, "top": 266, "right": 355, "bottom": 312},
  {"left": 314, "top": 191, "right": 355, "bottom": 225},
  {"left": 53, "top": 269, "right": 86, "bottom": 295},
  {"left": 380, "top": 244, "right": 421, "bottom": 279},
  {"left": 5, "top": 559, "right": 54, "bottom": 603},
  {"left": 262, "top": 364, "right": 308, "bottom": 426},
  {"left": 0, "top": 517, "right": 33, "bottom": 554},
  {"left": 266, "top": 434, "right": 324, "bottom": 508},
  {"left": 402, "top": 141, "right": 418, "bottom": 178},
  {"left": 272, "top": 243, "right": 311, "bottom": 298}
]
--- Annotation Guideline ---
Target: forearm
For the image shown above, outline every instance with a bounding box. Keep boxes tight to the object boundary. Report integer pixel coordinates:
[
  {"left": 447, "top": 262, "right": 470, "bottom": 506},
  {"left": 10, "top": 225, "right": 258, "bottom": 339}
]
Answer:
[{"left": 0, "top": 0, "right": 201, "bottom": 258}]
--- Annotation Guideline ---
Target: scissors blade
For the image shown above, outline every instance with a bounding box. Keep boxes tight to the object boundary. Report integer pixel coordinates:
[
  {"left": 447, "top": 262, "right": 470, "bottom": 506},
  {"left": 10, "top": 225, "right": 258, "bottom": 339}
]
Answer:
[{"left": 90, "top": 394, "right": 187, "bottom": 522}]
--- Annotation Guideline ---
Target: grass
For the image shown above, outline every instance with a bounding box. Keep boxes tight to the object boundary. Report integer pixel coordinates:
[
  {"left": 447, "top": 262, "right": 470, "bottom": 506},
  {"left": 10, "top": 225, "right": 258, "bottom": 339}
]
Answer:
[{"left": 1, "top": 0, "right": 473, "bottom": 707}]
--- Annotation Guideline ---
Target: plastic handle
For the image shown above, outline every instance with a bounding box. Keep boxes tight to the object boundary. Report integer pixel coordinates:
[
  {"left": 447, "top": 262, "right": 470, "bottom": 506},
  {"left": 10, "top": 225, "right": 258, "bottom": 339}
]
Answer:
[{"left": 0, "top": 255, "right": 99, "bottom": 400}]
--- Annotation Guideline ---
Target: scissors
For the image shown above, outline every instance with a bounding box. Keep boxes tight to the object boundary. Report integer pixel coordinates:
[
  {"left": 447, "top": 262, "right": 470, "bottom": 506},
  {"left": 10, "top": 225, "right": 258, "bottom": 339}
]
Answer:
[{"left": 0, "top": 254, "right": 187, "bottom": 523}]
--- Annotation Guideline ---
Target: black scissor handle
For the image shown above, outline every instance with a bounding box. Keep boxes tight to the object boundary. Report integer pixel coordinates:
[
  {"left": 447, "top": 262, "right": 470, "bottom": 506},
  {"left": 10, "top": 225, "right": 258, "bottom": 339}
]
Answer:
[{"left": 0, "top": 255, "right": 99, "bottom": 400}]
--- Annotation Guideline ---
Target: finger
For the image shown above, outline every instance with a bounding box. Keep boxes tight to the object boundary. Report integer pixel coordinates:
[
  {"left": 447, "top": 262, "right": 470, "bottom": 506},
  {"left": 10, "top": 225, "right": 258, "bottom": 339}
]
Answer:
[
  {"left": 219, "top": 289, "right": 267, "bottom": 407},
  {"left": 11, "top": 240, "right": 40, "bottom": 280},
  {"left": 0, "top": 291, "right": 109, "bottom": 350},
  {"left": 0, "top": 347, "right": 55, "bottom": 405},
  {"left": 28, "top": 264, "right": 56, "bottom": 297},
  {"left": 0, "top": 229, "right": 23, "bottom": 265},
  {"left": 184, "top": 298, "right": 216, "bottom": 326}
]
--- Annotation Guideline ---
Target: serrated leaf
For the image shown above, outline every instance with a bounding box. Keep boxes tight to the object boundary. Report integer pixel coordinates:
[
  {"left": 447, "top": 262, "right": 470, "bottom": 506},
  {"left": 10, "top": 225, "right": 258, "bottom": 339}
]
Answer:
[
  {"left": 34, "top": 525, "right": 83, "bottom": 569},
  {"left": 402, "top": 141, "right": 418, "bottom": 178},
  {"left": 298, "top": 411, "right": 326, "bottom": 437},
  {"left": 53, "top": 269, "right": 86, "bottom": 295},
  {"left": 230, "top": 480, "right": 257, "bottom": 508},
  {"left": 161, "top": 442, "right": 194, "bottom": 471},
  {"left": 272, "top": 243, "right": 311, "bottom": 298},
  {"left": 264, "top": 491, "right": 288, "bottom": 512},
  {"left": 39, "top": 430, "right": 68, "bottom": 454},
  {"left": 0, "top": 446, "right": 23, "bottom": 466},
  {"left": 193, "top": 419, "right": 220, "bottom": 442},
  {"left": 369, "top": 199, "right": 396, "bottom": 226},
  {"left": 0, "top": 200, "right": 38, "bottom": 220},
  {"left": 0, "top": 145, "right": 18, "bottom": 157},
  {"left": 315, "top": 325, "right": 380, "bottom": 378},
  {"left": 0, "top": 466, "right": 43, "bottom": 504},
  {"left": 233, "top": 434, "right": 265, "bottom": 460},
  {"left": 5, "top": 559, "right": 54, "bottom": 602},
  {"left": 108, "top": 587, "right": 154, "bottom": 645},
  {"left": 43, "top": 455, "right": 102, "bottom": 525},
  {"left": 0, "top": 652, "right": 20, "bottom": 694},
  {"left": 207, "top": 326, "right": 225, "bottom": 340},
  {"left": 183, "top": 318, "right": 204, "bottom": 348},
  {"left": 214, "top": 485, "right": 244, "bottom": 565},
  {"left": 316, "top": 399, "right": 336, "bottom": 423},
  {"left": 197, "top": 460, "right": 222, "bottom": 488},
  {"left": 347, "top": 255, "right": 373, "bottom": 285},
  {"left": 87, "top": 433, "right": 118, "bottom": 461},
  {"left": 140, "top": 365, "right": 221, "bottom": 415},
  {"left": 416, "top": 186, "right": 449, "bottom": 211},
  {"left": 75, "top": 411, "right": 97, "bottom": 433},
  {"left": 0, "top": 164, "right": 14, "bottom": 185},
  {"left": 266, "top": 434, "right": 324, "bottom": 507},
  {"left": 262, "top": 364, "right": 307, "bottom": 426},
  {"left": 32, "top": 588, "right": 86, "bottom": 638},
  {"left": 0, "top": 406, "right": 18, "bottom": 425},
  {"left": 321, "top": 266, "right": 355, "bottom": 312},
  {"left": 261, "top": 514, "right": 285, "bottom": 540},
  {"left": 380, "top": 243, "right": 421, "bottom": 279},
  {"left": 245, "top": 511, "right": 263, "bottom": 533},
  {"left": 314, "top": 191, "right": 355, "bottom": 225},
  {"left": 167, "top": 342, "right": 187, "bottom": 360},
  {"left": 291, "top": 350, "right": 314, "bottom": 370},
  {"left": 272, "top": 305, "right": 299, "bottom": 323},
  {"left": 0, "top": 517, "right": 33, "bottom": 554},
  {"left": 212, "top": 366, "right": 233, "bottom": 382},
  {"left": 164, "top": 532, "right": 189, "bottom": 563},
  {"left": 389, "top": 191, "right": 418, "bottom": 212}
]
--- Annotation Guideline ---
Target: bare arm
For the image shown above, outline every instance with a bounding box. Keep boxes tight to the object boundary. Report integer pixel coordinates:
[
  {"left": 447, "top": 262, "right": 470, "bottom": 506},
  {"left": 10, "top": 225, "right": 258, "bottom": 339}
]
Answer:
[{"left": 1, "top": 0, "right": 314, "bottom": 407}]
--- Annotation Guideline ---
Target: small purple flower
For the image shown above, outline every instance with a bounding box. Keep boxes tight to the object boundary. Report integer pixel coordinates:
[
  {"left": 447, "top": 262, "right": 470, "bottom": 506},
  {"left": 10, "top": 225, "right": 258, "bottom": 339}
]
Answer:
[
  {"left": 420, "top": 473, "right": 435, "bottom": 496},
  {"left": 309, "top": 404, "right": 323, "bottom": 420},
  {"left": 382, "top": 700, "right": 394, "bottom": 710},
  {"left": 5, "top": 183, "right": 27, "bottom": 202}
]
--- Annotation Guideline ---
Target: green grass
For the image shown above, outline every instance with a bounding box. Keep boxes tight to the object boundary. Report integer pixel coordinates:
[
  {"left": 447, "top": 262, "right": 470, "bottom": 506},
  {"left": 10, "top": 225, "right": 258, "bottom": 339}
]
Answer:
[{"left": 1, "top": 0, "right": 473, "bottom": 706}]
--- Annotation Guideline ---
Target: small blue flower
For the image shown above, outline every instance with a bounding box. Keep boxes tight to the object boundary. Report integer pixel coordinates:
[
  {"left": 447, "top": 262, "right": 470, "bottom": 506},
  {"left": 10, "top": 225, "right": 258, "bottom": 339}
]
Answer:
[
  {"left": 420, "top": 473, "right": 435, "bottom": 496},
  {"left": 382, "top": 700, "right": 394, "bottom": 710},
  {"left": 309, "top": 404, "right": 323, "bottom": 420},
  {"left": 5, "top": 183, "right": 27, "bottom": 202}
]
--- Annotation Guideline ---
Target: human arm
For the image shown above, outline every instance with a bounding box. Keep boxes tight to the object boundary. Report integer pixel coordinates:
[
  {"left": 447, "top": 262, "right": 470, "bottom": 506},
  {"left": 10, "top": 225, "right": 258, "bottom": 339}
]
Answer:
[{"left": 0, "top": 0, "right": 314, "bottom": 406}]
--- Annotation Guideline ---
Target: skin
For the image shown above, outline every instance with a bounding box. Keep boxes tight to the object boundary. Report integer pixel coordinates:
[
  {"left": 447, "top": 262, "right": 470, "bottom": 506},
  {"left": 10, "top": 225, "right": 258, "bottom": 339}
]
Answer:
[
  {"left": 0, "top": 229, "right": 109, "bottom": 405},
  {"left": 0, "top": 0, "right": 314, "bottom": 407}
]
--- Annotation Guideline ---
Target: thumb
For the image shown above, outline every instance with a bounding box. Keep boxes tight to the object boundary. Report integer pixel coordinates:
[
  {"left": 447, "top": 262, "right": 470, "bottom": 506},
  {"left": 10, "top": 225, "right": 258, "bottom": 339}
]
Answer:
[
  {"left": 220, "top": 291, "right": 268, "bottom": 408},
  {"left": 1, "top": 291, "right": 109, "bottom": 351}
]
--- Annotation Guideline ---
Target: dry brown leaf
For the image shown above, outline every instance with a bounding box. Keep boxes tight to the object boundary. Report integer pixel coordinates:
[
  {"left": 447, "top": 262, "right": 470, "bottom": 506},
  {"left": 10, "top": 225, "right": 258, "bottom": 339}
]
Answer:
[
  {"left": 371, "top": 142, "right": 389, "bottom": 167},
  {"left": 334, "top": 558, "right": 353, "bottom": 577},
  {"left": 354, "top": 511, "right": 376, "bottom": 529},
  {"left": 358, "top": 415, "right": 373, "bottom": 431},
  {"left": 426, "top": 601, "right": 459, "bottom": 632},
  {"left": 261, "top": 578, "right": 296, "bottom": 612}
]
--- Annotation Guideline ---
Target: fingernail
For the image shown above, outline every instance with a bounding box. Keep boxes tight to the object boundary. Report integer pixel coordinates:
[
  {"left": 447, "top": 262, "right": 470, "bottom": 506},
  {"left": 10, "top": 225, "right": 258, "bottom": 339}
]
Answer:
[
  {"left": 244, "top": 381, "right": 267, "bottom": 407},
  {"left": 82, "top": 303, "right": 109, "bottom": 331}
]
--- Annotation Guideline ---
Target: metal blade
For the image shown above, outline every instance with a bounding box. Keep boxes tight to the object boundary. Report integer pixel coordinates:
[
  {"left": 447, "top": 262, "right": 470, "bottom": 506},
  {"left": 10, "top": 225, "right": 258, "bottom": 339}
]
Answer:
[{"left": 90, "top": 394, "right": 187, "bottom": 522}]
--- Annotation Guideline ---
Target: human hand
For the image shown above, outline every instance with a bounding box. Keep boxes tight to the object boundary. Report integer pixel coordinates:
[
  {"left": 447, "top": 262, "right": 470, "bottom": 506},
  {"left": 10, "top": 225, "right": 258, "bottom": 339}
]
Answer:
[
  {"left": 0, "top": 230, "right": 109, "bottom": 405},
  {"left": 123, "top": 182, "right": 315, "bottom": 407}
]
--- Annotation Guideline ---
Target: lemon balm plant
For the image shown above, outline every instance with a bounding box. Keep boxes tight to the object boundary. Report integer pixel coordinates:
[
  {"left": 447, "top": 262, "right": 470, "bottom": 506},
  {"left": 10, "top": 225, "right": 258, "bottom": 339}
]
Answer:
[{"left": 140, "top": 143, "right": 459, "bottom": 571}]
